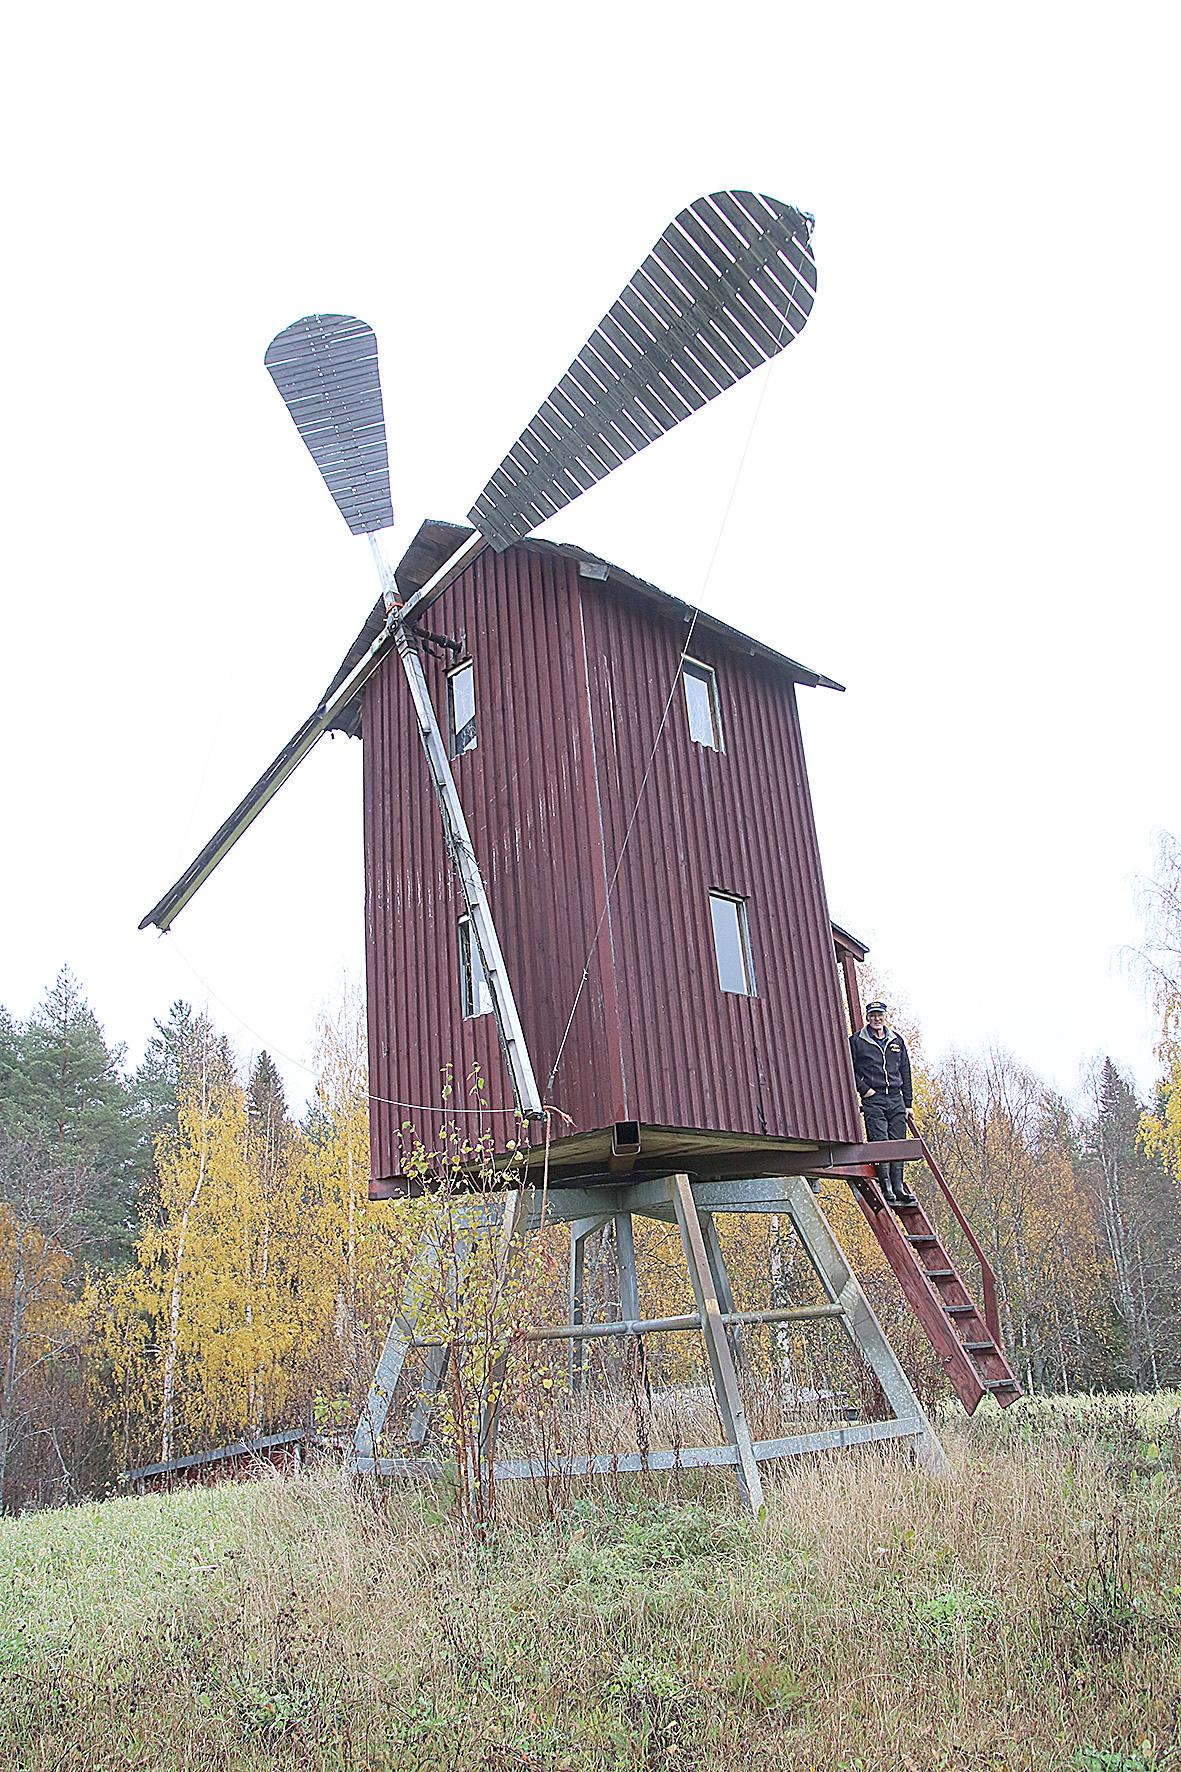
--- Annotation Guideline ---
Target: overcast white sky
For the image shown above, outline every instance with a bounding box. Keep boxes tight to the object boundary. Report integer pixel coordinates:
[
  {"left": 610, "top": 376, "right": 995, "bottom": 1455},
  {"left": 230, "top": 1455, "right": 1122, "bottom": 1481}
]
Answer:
[{"left": 3, "top": 2, "right": 1178, "bottom": 1113}]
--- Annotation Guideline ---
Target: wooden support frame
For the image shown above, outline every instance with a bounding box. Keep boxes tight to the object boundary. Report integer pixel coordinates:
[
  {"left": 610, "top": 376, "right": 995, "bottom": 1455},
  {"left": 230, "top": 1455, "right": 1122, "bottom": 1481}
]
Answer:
[
  {"left": 352, "top": 1199, "right": 498, "bottom": 1467},
  {"left": 672, "top": 1177, "right": 764, "bottom": 1514},
  {"left": 700, "top": 1209, "right": 746, "bottom": 1369},
  {"left": 567, "top": 1213, "right": 613, "bottom": 1391},
  {"left": 353, "top": 1172, "right": 950, "bottom": 1511}
]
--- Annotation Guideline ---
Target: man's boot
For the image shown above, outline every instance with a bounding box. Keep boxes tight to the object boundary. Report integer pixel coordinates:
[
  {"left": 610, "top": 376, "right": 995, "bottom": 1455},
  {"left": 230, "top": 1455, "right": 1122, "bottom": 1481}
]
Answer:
[{"left": 893, "top": 1170, "right": 917, "bottom": 1206}]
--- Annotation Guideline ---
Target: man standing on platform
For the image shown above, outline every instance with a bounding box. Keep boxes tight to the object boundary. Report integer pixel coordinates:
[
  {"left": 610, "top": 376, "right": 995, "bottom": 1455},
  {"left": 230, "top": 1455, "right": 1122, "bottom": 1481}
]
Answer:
[{"left": 850, "top": 1000, "right": 917, "bottom": 1206}]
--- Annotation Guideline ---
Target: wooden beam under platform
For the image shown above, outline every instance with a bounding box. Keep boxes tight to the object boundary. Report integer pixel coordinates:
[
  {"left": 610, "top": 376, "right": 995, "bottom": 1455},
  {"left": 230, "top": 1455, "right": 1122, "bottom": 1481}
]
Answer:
[{"left": 367, "top": 1127, "right": 925, "bottom": 1200}]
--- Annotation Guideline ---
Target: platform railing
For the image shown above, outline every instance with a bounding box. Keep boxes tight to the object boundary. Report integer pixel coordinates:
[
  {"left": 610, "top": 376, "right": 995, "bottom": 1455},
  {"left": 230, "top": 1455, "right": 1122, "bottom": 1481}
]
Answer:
[{"left": 905, "top": 1111, "right": 1002, "bottom": 1349}]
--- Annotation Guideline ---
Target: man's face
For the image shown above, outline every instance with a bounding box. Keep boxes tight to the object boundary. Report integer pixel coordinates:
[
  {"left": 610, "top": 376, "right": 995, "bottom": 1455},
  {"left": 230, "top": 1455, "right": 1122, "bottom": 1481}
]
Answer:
[{"left": 867, "top": 1009, "right": 887, "bottom": 1034}]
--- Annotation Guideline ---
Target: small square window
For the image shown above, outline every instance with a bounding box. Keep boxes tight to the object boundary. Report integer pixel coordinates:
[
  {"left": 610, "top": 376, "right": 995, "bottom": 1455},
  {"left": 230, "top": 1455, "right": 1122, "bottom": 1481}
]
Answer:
[
  {"left": 448, "top": 662, "right": 476, "bottom": 757},
  {"left": 709, "top": 891, "right": 756, "bottom": 996},
  {"left": 458, "top": 915, "right": 493, "bottom": 1018},
  {"left": 682, "top": 659, "right": 724, "bottom": 751}
]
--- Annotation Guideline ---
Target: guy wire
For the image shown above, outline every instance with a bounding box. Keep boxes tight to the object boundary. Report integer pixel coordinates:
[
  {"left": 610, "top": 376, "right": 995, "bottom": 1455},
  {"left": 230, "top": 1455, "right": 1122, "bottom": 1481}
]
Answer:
[{"left": 546, "top": 328, "right": 788, "bottom": 1092}]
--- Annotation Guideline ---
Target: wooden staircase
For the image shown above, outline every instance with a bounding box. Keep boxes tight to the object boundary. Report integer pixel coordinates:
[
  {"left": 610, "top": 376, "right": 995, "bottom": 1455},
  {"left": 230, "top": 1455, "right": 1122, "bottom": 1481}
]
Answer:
[{"left": 850, "top": 1117, "right": 1021, "bottom": 1414}]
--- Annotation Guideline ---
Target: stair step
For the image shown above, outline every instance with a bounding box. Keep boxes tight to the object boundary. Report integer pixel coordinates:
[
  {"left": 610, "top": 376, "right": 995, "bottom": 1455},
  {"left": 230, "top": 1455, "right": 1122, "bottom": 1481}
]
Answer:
[
  {"left": 907, "top": 1234, "right": 938, "bottom": 1246},
  {"left": 925, "top": 1269, "right": 956, "bottom": 1281},
  {"left": 945, "top": 1305, "right": 975, "bottom": 1317},
  {"left": 964, "top": 1341, "right": 996, "bottom": 1353},
  {"left": 984, "top": 1379, "right": 1018, "bottom": 1391}
]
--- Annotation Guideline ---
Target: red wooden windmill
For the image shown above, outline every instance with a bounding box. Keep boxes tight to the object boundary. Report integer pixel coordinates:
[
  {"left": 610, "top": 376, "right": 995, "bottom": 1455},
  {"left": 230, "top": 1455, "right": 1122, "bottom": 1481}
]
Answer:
[{"left": 141, "top": 193, "right": 1018, "bottom": 1513}]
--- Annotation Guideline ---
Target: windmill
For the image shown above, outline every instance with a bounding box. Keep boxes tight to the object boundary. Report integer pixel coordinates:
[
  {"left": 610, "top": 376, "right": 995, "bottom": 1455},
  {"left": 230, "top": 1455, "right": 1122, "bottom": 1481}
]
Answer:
[
  {"left": 141, "top": 190, "right": 818, "bottom": 1121},
  {"left": 141, "top": 192, "right": 1020, "bottom": 1513}
]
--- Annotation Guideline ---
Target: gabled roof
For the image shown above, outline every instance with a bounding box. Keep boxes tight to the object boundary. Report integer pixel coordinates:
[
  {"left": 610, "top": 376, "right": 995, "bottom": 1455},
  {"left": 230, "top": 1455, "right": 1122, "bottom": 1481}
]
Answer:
[{"left": 324, "top": 520, "right": 842, "bottom": 739}]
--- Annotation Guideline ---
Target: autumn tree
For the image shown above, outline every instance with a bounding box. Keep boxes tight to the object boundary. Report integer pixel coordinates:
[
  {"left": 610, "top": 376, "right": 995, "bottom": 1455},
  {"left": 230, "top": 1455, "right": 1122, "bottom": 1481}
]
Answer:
[
  {"left": 0, "top": 1132, "right": 96, "bottom": 1507},
  {"left": 129, "top": 999, "right": 235, "bottom": 1214},
  {"left": 1124, "top": 830, "right": 1181, "bottom": 1386}
]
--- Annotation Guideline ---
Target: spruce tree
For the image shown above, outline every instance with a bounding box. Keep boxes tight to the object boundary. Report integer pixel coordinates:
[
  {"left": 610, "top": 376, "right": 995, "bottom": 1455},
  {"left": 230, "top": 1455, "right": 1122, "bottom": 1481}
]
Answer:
[{"left": 0, "top": 969, "right": 135, "bottom": 1269}]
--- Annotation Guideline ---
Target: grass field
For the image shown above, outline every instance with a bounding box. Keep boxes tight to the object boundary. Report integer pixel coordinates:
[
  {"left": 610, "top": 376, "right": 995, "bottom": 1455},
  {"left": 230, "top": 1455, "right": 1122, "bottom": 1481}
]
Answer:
[{"left": 1, "top": 1395, "right": 1178, "bottom": 1771}]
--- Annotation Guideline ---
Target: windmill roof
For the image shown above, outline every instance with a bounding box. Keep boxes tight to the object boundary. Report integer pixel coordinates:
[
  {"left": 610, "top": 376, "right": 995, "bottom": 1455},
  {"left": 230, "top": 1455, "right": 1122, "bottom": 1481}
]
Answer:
[{"left": 323, "top": 521, "right": 842, "bottom": 739}]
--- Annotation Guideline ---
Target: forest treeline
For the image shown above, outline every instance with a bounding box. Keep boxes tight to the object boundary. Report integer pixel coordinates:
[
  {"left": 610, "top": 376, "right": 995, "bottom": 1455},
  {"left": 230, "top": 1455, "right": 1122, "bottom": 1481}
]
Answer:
[{"left": 3, "top": 839, "right": 1181, "bottom": 1511}]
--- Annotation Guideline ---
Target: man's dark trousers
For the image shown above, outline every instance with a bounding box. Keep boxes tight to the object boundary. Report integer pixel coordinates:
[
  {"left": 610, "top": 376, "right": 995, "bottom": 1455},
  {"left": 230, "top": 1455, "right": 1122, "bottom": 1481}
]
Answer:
[{"left": 862, "top": 1090, "right": 907, "bottom": 1191}]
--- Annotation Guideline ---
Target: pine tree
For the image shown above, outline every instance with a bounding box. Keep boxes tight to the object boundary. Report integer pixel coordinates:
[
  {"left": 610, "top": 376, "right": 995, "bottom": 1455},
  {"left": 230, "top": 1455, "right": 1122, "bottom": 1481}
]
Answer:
[
  {"left": 0, "top": 970, "right": 134, "bottom": 1269},
  {"left": 1082, "top": 1057, "right": 1179, "bottom": 1390}
]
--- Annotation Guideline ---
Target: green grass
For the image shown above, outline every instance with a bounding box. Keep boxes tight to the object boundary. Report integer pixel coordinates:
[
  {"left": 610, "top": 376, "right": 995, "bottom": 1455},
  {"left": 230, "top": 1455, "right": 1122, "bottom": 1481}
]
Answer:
[{"left": 1, "top": 1395, "right": 1180, "bottom": 1770}]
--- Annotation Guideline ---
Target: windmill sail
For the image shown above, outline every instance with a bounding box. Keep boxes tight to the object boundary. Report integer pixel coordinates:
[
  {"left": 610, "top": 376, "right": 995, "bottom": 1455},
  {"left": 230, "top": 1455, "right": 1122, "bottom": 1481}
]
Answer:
[
  {"left": 264, "top": 314, "right": 393, "bottom": 536},
  {"left": 467, "top": 191, "right": 815, "bottom": 552},
  {"left": 140, "top": 191, "right": 817, "bottom": 931}
]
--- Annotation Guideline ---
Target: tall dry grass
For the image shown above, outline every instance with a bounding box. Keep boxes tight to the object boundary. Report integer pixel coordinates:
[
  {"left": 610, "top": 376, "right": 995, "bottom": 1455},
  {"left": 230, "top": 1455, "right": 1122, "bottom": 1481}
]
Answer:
[{"left": 1, "top": 1396, "right": 1179, "bottom": 1771}]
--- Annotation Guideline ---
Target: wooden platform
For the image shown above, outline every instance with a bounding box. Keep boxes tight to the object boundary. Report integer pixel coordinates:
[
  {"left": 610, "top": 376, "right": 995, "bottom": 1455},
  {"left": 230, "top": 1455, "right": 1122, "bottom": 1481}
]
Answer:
[{"left": 367, "top": 1124, "right": 925, "bottom": 1199}]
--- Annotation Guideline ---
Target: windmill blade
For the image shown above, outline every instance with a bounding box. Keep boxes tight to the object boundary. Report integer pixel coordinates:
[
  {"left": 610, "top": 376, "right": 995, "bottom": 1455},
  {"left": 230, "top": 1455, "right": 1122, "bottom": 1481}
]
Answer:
[
  {"left": 467, "top": 191, "right": 816, "bottom": 552},
  {"left": 141, "top": 191, "right": 818, "bottom": 930},
  {"left": 138, "top": 606, "right": 400, "bottom": 932},
  {"left": 264, "top": 314, "right": 394, "bottom": 536}
]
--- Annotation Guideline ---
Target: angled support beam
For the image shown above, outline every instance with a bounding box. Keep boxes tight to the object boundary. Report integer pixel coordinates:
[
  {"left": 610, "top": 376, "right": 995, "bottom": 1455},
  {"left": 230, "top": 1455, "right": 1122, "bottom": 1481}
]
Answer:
[
  {"left": 407, "top": 1345, "right": 450, "bottom": 1449},
  {"left": 672, "top": 1175, "right": 764, "bottom": 1518},
  {"left": 352, "top": 1207, "right": 476, "bottom": 1465},
  {"left": 351, "top": 1200, "right": 496, "bottom": 1468},
  {"left": 700, "top": 1210, "right": 746, "bottom": 1370},
  {"left": 780, "top": 1174, "right": 949, "bottom": 1477}
]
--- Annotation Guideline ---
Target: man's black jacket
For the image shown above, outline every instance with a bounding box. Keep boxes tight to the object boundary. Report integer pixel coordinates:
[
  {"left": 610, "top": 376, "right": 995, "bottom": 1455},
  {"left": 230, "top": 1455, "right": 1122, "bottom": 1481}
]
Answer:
[{"left": 849, "top": 1025, "right": 913, "bottom": 1107}]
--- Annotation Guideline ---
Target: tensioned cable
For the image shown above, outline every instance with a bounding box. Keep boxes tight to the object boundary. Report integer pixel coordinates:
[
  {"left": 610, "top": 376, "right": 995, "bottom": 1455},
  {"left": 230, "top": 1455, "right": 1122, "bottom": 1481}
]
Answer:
[{"left": 545, "top": 326, "right": 789, "bottom": 1093}]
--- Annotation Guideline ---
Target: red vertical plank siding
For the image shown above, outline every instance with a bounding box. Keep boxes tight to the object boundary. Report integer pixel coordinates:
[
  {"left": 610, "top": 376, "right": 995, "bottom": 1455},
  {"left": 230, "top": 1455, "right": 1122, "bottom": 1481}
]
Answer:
[
  {"left": 362, "top": 542, "right": 861, "bottom": 1183},
  {"left": 362, "top": 548, "right": 623, "bottom": 1177},
  {"left": 572, "top": 573, "right": 861, "bottom": 1145}
]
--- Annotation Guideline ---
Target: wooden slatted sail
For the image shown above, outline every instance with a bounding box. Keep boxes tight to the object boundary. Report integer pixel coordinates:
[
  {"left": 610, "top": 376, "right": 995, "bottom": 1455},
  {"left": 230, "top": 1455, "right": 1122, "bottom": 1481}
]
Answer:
[
  {"left": 264, "top": 314, "right": 393, "bottom": 536},
  {"left": 140, "top": 193, "right": 820, "bottom": 931},
  {"left": 468, "top": 191, "right": 816, "bottom": 552}
]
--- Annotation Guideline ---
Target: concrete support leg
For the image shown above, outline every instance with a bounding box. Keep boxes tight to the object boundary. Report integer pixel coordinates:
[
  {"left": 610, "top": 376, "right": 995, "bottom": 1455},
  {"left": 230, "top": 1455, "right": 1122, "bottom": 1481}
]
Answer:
[
  {"left": 672, "top": 1175, "right": 765, "bottom": 1518},
  {"left": 782, "top": 1174, "right": 949, "bottom": 1477}
]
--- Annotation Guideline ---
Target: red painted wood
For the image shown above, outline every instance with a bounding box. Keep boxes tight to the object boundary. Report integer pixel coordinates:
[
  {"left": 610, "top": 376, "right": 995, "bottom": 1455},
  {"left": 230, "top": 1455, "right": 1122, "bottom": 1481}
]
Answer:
[
  {"left": 854, "top": 1193, "right": 988, "bottom": 1413},
  {"left": 361, "top": 542, "right": 863, "bottom": 1181},
  {"left": 906, "top": 1113, "right": 1004, "bottom": 1350}
]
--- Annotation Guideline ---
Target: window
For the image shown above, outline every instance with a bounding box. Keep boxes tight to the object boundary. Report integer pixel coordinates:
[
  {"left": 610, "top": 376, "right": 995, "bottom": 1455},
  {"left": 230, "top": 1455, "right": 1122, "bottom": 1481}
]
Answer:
[
  {"left": 448, "top": 661, "right": 476, "bottom": 757},
  {"left": 458, "top": 914, "right": 492, "bottom": 1018},
  {"left": 682, "top": 659, "right": 723, "bottom": 750},
  {"left": 709, "top": 891, "right": 756, "bottom": 996}
]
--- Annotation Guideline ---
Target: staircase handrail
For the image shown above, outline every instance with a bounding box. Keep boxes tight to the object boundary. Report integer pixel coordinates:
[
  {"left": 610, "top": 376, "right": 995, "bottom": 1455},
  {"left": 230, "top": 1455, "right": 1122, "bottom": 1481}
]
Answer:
[{"left": 905, "top": 1112, "right": 1002, "bottom": 1349}]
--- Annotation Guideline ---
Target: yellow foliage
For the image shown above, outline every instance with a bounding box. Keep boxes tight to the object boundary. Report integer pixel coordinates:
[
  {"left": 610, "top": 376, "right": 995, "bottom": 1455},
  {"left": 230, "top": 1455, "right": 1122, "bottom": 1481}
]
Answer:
[
  {"left": 101, "top": 1002, "right": 415, "bottom": 1469},
  {"left": 1141, "top": 987, "right": 1181, "bottom": 1182}
]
